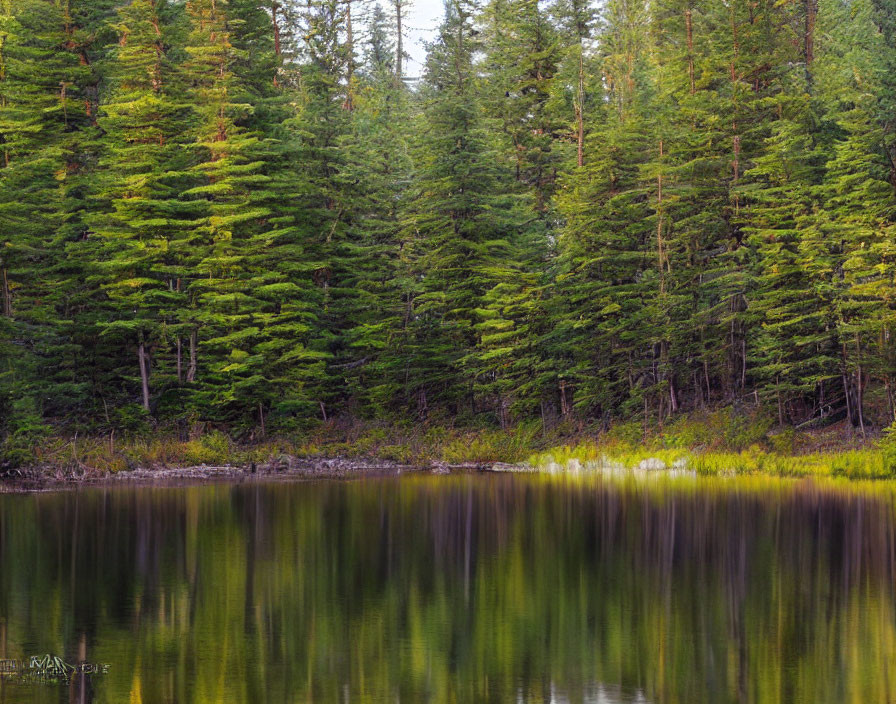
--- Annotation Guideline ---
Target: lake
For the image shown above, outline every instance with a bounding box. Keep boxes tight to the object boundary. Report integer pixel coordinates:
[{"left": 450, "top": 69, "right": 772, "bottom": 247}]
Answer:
[{"left": 0, "top": 474, "right": 894, "bottom": 702}]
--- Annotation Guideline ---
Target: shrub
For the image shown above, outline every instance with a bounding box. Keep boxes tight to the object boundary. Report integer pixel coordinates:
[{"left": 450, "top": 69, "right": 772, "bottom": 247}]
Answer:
[{"left": 0, "top": 398, "right": 52, "bottom": 468}]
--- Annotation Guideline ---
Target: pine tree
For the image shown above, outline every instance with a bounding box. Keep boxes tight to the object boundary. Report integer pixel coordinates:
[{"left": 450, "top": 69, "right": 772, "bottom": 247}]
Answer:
[
  {"left": 328, "top": 11, "right": 413, "bottom": 416},
  {"left": 364, "top": 3, "right": 395, "bottom": 79},
  {"left": 281, "top": 0, "right": 365, "bottom": 421},
  {"left": 399, "top": 0, "right": 533, "bottom": 422},
  {"left": 554, "top": 121, "right": 657, "bottom": 420},
  {"left": 177, "top": 0, "right": 309, "bottom": 431},
  {"left": 551, "top": 0, "right": 656, "bottom": 421},
  {"left": 812, "top": 0, "right": 896, "bottom": 428},
  {"left": 740, "top": 93, "right": 837, "bottom": 425},
  {"left": 86, "top": 0, "right": 193, "bottom": 417},
  {"left": 0, "top": 0, "right": 115, "bottom": 434},
  {"left": 550, "top": 0, "right": 596, "bottom": 168},
  {"left": 646, "top": 0, "right": 746, "bottom": 415},
  {"left": 481, "top": 0, "right": 565, "bottom": 212}
]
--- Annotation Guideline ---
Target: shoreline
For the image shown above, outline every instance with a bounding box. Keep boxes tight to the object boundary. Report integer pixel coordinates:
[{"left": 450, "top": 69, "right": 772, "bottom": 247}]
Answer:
[
  {"left": 4, "top": 448, "right": 896, "bottom": 493},
  {"left": 0, "top": 456, "right": 530, "bottom": 493},
  {"left": 2, "top": 415, "right": 892, "bottom": 491}
]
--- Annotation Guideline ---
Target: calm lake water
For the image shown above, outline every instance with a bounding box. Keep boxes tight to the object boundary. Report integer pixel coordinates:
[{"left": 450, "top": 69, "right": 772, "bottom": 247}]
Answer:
[{"left": 0, "top": 474, "right": 895, "bottom": 703}]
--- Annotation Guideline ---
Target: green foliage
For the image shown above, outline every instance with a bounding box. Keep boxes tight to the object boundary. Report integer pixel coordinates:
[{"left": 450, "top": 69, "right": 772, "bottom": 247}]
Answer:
[
  {"left": 666, "top": 409, "right": 773, "bottom": 452},
  {"left": 878, "top": 422, "right": 896, "bottom": 474},
  {"left": 3, "top": 0, "right": 896, "bottom": 455},
  {"left": 0, "top": 397, "right": 51, "bottom": 466},
  {"left": 442, "top": 423, "right": 541, "bottom": 464}
]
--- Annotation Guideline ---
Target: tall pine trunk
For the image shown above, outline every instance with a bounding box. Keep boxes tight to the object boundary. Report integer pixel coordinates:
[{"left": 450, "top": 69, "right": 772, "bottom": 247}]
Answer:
[
  {"left": 685, "top": 5, "right": 695, "bottom": 95},
  {"left": 1, "top": 267, "right": 10, "bottom": 317},
  {"left": 138, "top": 336, "right": 151, "bottom": 412},
  {"left": 394, "top": 0, "right": 403, "bottom": 82},
  {"left": 576, "top": 47, "right": 585, "bottom": 167},
  {"left": 344, "top": 0, "right": 354, "bottom": 110},
  {"left": 187, "top": 328, "right": 197, "bottom": 383},
  {"left": 271, "top": 2, "right": 282, "bottom": 85},
  {"left": 176, "top": 337, "right": 183, "bottom": 384}
]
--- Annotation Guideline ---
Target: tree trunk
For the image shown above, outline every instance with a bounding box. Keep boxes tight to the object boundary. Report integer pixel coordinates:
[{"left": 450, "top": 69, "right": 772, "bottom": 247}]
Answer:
[
  {"left": 855, "top": 333, "right": 866, "bottom": 436},
  {"left": 187, "top": 328, "right": 197, "bottom": 383},
  {"left": 344, "top": 0, "right": 354, "bottom": 110},
  {"left": 731, "top": 1, "right": 741, "bottom": 216},
  {"left": 1, "top": 267, "right": 10, "bottom": 317},
  {"left": 842, "top": 371, "right": 853, "bottom": 426},
  {"left": 643, "top": 395, "right": 649, "bottom": 436},
  {"left": 694, "top": 370, "right": 704, "bottom": 408},
  {"left": 730, "top": 5, "right": 740, "bottom": 179},
  {"left": 776, "top": 376, "right": 784, "bottom": 426},
  {"left": 417, "top": 387, "right": 427, "bottom": 421},
  {"left": 576, "top": 47, "right": 585, "bottom": 167},
  {"left": 856, "top": 366, "right": 865, "bottom": 436},
  {"left": 657, "top": 139, "right": 666, "bottom": 293},
  {"left": 394, "top": 0, "right": 403, "bottom": 83},
  {"left": 271, "top": 2, "right": 282, "bottom": 86},
  {"left": 804, "top": 0, "right": 817, "bottom": 71},
  {"left": 138, "top": 338, "right": 151, "bottom": 412},
  {"left": 271, "top": 2, "right": 281, "bottom": 58},
  {"left": 669, "top": 375, "right": 679, "bottom": 413},
  {"left": 703, "top": 359, "right": 712, "bottom": 404},
  {"left": 685, "top": 5, "right": 695, "bottom": 95},
  {"left": 176, "top": 337, "right": 183, "bottom": 384},
  {"left": 886, "top": 378, "right": 895, "bottom": 423},
  {"left": 842, "top": 342, "right": 863, "bottom": 429}
]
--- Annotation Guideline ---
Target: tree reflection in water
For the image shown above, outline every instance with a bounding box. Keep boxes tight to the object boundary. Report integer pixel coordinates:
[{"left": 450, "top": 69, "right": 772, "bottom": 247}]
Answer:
[{"left": 0, "top": 474, "right": 894, "bottom": 703}]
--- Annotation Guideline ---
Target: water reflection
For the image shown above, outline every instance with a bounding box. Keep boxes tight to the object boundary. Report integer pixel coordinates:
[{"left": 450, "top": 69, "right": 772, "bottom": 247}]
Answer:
[{"left": 0, "top": 475, "right": 894, "bottom": 703}]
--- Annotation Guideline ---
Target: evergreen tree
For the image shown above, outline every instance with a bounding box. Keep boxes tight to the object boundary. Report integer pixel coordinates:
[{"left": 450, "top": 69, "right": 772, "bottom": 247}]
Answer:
[
  {"left": 740, "top": 92, "right": 837, "bottom": 424},
  {"left": 1, "top": 0, "right": 896, "bottom": 442},
  {"left": 0, "top": 0, "right": 114, "bottom": 434},
  {"left": 813, "top": 0, "right": 896, "bottom": 427},
  {"left": 552, "top": 0, "right": 656, "bottom": 421},
  {"left": 87, "top": 0, "right": 193, "bottom": 416},
  {"left": 550, "top": 0, "right": 597, "bottom": 168},
  {"left": 329, "top": 13, "right": 413, "bottom": 416},
  {"left": 482, "top": 0, "right": 565, "bottom": 211},
  {"left": 400, "top": 0, "right": 530, "bottom": 421},
  {"left": 178, "top": 0, "right": 310, "bottom": 431}
]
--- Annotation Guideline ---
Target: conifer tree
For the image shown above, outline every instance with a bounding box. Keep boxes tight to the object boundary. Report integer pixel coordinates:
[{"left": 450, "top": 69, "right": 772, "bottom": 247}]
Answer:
[
  {"left": 740, "top": 92, "right": 837, "bottom": 424},
  {"left": 329, "top": 11, "right": 413, "bottom": 415},
  {"left": 550, "top": 0, "right": 596, "bottom": 167},
  {"left": 400, "top": 0, "right": 532, "bottom": 421},
  {"left": 284, "top": 0, "right": 364, "bottom": 420},
  {"left": 552, "top": 0, "right": 656, "bottom": 420},
  {"left": 1, "top": 0, "right": 896, "bottom": 440},
  {"left": 482, "top": 0, "right": 565, "bottom": 212},
  {"left": 87, "top": 0, "right": 193, "bottom": 415},
  {"left": 0, "top": 0, "right": 114, "bottom": 431},
  {"left": 812, "top": 0, "right": 896, "bottom": 427},
  {"left": 179, "top": 0, "right": 302, "bottom": 429}
]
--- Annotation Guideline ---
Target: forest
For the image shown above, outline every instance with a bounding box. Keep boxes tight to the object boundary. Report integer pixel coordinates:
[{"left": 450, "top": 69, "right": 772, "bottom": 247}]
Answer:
[{"left": 1, "top": 0, "right": 896, "bottom": 452}]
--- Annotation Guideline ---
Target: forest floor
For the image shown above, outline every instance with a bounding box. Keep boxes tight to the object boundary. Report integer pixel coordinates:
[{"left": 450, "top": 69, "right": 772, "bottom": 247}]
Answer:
[{"left": 2, "top": 409, "right": 894, "bottom": 489}]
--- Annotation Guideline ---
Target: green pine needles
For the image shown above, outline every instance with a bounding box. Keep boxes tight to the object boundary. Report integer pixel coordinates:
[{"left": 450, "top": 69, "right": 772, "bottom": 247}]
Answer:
[{"left": 2, "top": 0, "right": 896, "bottom": 453}]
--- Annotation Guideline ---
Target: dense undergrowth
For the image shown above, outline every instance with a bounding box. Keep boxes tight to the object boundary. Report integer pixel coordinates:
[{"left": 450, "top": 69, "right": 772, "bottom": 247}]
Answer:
[
  {"left": 5, "top": 408, "right": 896, "bottom": 481},
  {"left": 528, "top": 411, "right": 896, "bottom": 481}
]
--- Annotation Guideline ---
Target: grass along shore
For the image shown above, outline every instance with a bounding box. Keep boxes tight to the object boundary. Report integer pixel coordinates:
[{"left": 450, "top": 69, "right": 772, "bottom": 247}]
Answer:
[{"left": 4, "top": 409, "right": 896, "bottom": 482}]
